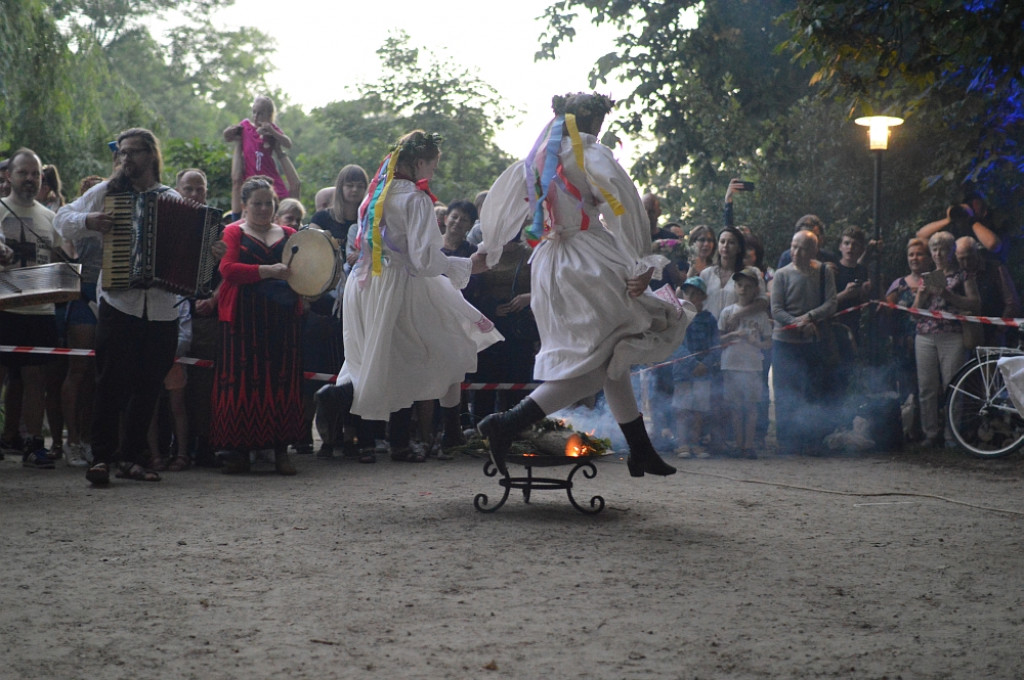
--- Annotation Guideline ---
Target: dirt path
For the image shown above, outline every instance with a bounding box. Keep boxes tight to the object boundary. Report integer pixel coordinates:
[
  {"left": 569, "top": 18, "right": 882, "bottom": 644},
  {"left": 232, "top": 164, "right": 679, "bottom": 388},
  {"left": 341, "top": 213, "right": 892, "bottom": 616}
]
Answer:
[{"left": 2, "top": 448, "right": 1022, "bottom": 679}]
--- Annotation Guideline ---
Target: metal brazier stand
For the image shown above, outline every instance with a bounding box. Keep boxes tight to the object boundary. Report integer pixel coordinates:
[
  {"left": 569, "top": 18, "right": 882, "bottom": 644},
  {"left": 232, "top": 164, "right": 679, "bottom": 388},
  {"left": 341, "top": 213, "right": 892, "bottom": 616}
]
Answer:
[{"left": 474, "top": 453, "right": 605, "bottom": 515}]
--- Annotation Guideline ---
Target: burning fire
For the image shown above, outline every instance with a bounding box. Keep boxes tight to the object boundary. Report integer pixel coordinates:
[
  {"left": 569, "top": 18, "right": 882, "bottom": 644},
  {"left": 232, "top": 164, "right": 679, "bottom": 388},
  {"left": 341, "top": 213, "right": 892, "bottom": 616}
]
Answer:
[{"left": 565, "top": 433, "right": 592, "bottom": 457}]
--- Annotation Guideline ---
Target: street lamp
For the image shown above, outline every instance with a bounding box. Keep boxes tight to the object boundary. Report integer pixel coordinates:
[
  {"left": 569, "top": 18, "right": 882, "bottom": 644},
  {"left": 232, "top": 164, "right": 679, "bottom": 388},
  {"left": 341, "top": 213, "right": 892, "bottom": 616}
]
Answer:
[{"left": 854, "top": 114, "right": 903, "bottom": 364}]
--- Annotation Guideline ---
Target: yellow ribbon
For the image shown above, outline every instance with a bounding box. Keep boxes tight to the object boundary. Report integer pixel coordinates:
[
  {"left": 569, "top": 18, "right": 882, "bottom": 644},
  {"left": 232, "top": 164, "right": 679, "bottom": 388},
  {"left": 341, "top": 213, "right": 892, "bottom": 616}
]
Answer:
[
  {"left": 564, "top": 113, "right": 625, "bottom": 217},
  {"left": 370, "top": 145, "right": 400, "bottom": 276}
]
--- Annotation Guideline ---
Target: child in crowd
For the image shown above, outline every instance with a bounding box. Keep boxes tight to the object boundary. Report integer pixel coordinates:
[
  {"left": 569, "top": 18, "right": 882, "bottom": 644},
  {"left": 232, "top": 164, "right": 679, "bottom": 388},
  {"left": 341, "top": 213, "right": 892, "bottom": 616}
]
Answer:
[
  {"left": 223, "top": 95, "right": 299, "bottom": 214},
  {"left": 671, "top": 277, "right": 719, "bottom": 458},
  {"left": 275, "top": 198, "right": 306, "bottom": 229},
  {"left": 718, "top": 267, "right": 772, "bottom": 459}
]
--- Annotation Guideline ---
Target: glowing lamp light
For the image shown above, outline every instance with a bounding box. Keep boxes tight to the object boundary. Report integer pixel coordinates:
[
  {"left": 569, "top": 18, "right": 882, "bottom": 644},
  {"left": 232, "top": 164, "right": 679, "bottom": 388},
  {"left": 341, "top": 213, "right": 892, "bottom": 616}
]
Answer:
[{"left": 854, "top": 115, "right": 904, "bottom": 150}]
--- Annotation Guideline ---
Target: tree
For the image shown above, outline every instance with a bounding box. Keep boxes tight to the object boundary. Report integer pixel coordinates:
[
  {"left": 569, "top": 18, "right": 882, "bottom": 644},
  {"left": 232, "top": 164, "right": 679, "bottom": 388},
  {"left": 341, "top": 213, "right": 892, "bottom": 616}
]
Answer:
[
  {"left": 0, "top": 1, "right": 118, "bottom": 185},
  {"left": 538, "top": 1, "right": 812, "bottom": 189},
  {"left": 782, "top": 0, "right": 1024, "bottom": 211},
  {"left": 295, "top": 32, "right": 516, "bottom": 205},
  {"left": 538, "top": 0, "right": 1020, "bottom": 274}
]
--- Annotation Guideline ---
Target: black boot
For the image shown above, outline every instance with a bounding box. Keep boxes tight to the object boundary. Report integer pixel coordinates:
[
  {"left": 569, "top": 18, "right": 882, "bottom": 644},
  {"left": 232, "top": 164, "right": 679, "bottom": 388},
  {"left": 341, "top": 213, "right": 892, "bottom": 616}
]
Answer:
[
  {"left": 477, "top": 398, "right": 546, "bottom": 476},
  {"left": 314, "top": 382, "right": 353, "bottom": 447},
  {"left": 620, "top": 415, "right": 676, "bottom": 477},
  {"left": 440, "top": 406, "right": 466, "bottom": 448}
]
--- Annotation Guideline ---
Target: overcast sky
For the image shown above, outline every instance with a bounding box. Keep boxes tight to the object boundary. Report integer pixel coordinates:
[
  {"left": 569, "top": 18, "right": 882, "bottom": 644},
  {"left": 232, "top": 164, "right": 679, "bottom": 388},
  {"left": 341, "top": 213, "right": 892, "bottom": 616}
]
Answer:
[{"left": 164, "top": 0, "right": 641, "bottom": 159}]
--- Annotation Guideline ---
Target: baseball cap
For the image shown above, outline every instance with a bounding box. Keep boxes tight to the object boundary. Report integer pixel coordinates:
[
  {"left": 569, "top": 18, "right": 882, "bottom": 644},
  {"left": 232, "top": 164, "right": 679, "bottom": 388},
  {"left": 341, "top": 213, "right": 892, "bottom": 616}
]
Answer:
[
  {"left": 732, "top": 266, "right": 761, "bottom": 284},
  {"left": 680, "top": 276, "right": 707, "bottom": 294}
]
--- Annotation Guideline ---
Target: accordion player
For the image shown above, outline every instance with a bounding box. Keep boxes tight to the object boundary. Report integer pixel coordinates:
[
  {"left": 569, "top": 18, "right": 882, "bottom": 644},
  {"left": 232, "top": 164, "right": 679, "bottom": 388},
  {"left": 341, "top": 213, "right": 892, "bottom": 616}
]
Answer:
[{"left": 102, "top": 190, "right": 222, "bottom": 297}]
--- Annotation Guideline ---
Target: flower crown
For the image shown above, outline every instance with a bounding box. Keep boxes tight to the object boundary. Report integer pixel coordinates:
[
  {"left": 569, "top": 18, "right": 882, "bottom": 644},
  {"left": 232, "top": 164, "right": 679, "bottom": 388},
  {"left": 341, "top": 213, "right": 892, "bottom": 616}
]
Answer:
[
  {"left": 396, "top": 131, "right": 444, "bottom": 162},
  {"left": 551, "top": 93, "right": 615, "bottom": 120}
]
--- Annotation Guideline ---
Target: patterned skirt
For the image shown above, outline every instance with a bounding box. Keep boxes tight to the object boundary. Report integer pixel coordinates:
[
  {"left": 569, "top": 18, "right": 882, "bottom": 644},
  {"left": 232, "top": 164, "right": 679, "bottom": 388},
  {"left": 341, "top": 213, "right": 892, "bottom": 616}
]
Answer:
[{"left": 211, "top": 286, "right": 304, "bottom": 450}]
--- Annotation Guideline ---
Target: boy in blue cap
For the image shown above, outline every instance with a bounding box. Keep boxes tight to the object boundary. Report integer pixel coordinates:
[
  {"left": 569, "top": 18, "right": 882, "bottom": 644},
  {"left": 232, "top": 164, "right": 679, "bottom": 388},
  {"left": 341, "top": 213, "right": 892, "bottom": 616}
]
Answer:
[{"left": 671, "top": 277, "right": 719, "bottom": 458}]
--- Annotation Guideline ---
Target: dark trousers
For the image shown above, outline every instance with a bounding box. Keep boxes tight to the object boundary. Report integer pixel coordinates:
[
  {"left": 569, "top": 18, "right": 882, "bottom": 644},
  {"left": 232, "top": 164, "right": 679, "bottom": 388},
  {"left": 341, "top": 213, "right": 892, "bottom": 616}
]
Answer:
[
  {"left": 772, "top": 340, "right": 834, "bottom": 453},
  {"left": 91, "top": 301, "right": 177, "bottom": 465}
]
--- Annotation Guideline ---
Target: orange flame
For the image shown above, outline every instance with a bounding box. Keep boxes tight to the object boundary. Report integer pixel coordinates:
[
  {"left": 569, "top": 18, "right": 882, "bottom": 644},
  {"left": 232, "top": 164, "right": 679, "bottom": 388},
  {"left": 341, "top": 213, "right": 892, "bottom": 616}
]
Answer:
[{"left": 565, "top": 433, "right": 584, "bottom": 457}]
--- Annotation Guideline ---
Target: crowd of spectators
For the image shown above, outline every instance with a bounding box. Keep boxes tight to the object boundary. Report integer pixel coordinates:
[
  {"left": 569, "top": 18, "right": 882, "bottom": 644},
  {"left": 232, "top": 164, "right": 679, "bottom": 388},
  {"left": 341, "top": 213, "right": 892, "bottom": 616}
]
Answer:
[{"left": 1, "top": 103, "right": 1021, "bottom": 478}]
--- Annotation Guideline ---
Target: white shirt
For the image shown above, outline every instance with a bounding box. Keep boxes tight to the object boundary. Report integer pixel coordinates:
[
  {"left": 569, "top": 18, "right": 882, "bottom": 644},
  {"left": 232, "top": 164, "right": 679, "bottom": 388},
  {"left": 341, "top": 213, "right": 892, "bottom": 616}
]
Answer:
[
  {"left": 0, "top": 198, "right": 61, "bottom": 315},
  {"left": 53, "top": 181, "right": 182, "bottom": 321}
]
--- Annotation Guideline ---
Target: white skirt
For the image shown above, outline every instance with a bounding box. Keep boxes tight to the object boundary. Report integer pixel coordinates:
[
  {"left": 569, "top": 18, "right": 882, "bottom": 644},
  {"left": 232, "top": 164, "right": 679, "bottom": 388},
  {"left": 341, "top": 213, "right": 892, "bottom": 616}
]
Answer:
[
  {"left": 339, "top": 263, "right": 502, "bottom": 420},
  {"left": 530, "top": 225, "right": 687, "bottom": 382}
]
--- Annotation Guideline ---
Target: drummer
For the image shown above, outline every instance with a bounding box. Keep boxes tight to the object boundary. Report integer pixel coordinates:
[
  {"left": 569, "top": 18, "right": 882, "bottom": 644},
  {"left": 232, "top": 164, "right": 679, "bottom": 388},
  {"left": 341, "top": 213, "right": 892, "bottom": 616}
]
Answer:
[
  {"left": 210, "top": 175, "right": 304, "bottom": 475},
  {"left": 0, "top": 148, "right": 64, "bottom": 469}
]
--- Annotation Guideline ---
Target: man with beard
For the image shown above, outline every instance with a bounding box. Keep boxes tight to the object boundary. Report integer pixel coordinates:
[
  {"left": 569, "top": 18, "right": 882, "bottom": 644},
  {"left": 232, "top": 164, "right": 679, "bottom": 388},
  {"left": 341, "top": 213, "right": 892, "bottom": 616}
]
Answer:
[
  {"left": 54, "top": 128, "right": 182, "bottom": 485},
  {"left": 0, "top": 149, "right": 64, "bottom": 468}
]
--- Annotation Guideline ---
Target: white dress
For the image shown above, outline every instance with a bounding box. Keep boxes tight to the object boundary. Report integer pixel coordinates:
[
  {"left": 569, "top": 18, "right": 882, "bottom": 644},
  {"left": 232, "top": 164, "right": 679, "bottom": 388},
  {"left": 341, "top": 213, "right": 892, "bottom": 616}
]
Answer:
[
  {"left": 338, "top": 180, "right": 502, "bottom": 420},
  {"left": 480, "top": 132, "right": 688, "bottom": 381}
]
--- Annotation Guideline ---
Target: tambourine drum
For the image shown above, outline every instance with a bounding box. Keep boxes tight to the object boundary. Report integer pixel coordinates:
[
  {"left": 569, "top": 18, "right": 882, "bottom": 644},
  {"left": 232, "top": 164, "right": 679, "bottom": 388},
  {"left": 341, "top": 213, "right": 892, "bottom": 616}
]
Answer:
[{"left": 284, "top": 228, "right": 341, "bottom": 298}]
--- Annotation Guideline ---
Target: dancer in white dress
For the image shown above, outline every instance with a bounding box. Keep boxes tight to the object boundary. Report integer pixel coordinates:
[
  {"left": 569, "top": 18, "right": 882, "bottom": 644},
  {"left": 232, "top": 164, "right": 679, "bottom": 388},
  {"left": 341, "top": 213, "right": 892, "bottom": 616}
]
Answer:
[
  {"left": 476, "top": 93, "right": 690, "bottom": 477},
  {"left": 315, "top": 131, "right": 501, "bottom": 459}
]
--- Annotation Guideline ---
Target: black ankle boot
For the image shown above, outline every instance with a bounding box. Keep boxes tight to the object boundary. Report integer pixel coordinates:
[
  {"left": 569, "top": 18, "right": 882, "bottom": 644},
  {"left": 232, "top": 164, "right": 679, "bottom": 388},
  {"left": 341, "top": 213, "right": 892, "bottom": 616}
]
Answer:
[
  {"left": 478, "top": 398, "right": 546, "bottom": 476},
  {"left": 314, "top": 382, "right": 353, "bottom": 446},
  {"left": 620, "top": 415, "right": 676, "bottom": 477},
  {"left": 440, "top": 406, "right": 466, "bottom": 448}
]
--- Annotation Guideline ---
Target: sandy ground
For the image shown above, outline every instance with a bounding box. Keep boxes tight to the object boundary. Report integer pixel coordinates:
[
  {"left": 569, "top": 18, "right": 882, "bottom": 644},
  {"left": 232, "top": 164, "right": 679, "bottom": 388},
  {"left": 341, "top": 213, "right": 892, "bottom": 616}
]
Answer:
[{"left": 2, "top": 444, "right": 1022, "bottom": 680}]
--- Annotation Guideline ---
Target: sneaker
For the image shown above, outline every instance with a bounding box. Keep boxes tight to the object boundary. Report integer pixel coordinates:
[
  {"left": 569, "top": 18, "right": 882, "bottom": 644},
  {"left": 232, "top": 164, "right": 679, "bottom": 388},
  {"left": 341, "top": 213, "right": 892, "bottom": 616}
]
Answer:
[
  {"left": 316, "top": 443, "right": 334, "bottom": 459},
  {"left": 674, "top": 446, "right": 692, "bottom": 459},
  {"left": 430, "top": 440, "right": 453, "bottom": 460},
  {"left": 64, "top": 443, "right": 90, "bottom": 468},
  {"left": 23, "top": 438, "right": 55, "bottom": 469}
]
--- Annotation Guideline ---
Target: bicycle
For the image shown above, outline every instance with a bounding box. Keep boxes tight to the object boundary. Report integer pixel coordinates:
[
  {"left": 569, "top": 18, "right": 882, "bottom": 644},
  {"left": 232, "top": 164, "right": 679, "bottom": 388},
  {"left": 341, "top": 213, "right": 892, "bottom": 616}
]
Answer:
[{"left": 945, "top": 345, "right": 1024, "bottom": 458}]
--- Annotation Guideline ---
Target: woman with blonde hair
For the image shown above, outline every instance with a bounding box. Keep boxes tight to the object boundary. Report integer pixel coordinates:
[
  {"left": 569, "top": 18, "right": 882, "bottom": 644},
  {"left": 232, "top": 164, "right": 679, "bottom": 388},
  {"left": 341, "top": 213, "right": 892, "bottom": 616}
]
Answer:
[{"left": 913, "top": 230, "right": 980, "bottom": 448}]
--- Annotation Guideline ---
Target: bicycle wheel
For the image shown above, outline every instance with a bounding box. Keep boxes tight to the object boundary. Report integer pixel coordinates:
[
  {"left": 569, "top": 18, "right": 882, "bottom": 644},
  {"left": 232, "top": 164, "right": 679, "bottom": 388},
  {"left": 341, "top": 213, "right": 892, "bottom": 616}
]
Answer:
[{"left": 945, "top": 358, "right": 1024, "bottom": 458}]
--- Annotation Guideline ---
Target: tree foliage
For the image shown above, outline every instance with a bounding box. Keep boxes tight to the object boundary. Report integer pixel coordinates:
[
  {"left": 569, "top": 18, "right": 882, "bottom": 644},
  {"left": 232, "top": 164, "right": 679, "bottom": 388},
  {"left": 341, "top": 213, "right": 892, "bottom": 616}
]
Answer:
[
  {"left": 292, "top": 32, "right": 516, "bottom": 206},
  {"left": 539, "top": 0, "right": 1021, "bottom": 270},
  {"left": 0, "top": 0, "right": 275, "bottom": 202},
  {"left": 782, "top": 0, "right": 1024, "bottom": 201}
]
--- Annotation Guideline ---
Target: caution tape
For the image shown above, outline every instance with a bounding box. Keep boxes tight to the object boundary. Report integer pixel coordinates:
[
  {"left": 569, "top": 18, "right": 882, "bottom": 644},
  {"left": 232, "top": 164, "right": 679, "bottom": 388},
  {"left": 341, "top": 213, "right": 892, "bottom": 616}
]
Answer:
[
  {"left": 5, "top": 300, "right": 1022, "bottom": 389},
  {"left": 878, "top": 300, "right": 1024, "bottom": 328},
  {"left": 0, "top": 345, "right": 337, "bottom": 382}
]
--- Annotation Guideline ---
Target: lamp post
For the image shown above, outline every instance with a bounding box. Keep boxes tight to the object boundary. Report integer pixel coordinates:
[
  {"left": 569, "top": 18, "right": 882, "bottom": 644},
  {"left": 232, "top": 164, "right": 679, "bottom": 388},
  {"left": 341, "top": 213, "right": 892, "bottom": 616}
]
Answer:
[{"left": 854, "top": 115, "right": 903, "bottom": 364}]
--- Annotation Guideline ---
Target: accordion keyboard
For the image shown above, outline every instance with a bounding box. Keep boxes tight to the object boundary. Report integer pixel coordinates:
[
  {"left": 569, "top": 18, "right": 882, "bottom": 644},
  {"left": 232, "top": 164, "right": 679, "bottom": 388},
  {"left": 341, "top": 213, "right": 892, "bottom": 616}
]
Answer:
[{"left": 102, "top": 193, "right": 135, "bottom": 288}]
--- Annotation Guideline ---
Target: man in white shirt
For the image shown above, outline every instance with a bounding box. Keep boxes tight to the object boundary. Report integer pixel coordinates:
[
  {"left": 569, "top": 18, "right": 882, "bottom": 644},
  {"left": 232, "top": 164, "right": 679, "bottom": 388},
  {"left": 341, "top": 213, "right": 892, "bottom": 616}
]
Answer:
[
  {"left": 0, "top": 149, "right": 63, "bottom": 468},
  {"left": 54, "top": 128, "right": 181, "bottom": 485}
]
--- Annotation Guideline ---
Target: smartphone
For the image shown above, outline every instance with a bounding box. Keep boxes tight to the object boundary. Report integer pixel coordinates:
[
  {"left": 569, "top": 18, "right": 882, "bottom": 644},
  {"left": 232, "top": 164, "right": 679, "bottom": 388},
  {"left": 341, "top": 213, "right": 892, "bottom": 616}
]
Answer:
[{"left": 740, "top": 181, "right": 756, "bottom": 192}]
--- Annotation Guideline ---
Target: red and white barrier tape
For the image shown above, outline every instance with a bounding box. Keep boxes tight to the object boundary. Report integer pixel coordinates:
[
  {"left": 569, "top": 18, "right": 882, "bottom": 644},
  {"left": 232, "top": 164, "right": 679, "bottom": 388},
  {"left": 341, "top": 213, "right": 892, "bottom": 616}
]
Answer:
[
  {"left": 878, "top": 300, "right": 1024, "bottom": 328},
  {"left": 5, "top": 301, "right": 1021, "bottom": 388}
]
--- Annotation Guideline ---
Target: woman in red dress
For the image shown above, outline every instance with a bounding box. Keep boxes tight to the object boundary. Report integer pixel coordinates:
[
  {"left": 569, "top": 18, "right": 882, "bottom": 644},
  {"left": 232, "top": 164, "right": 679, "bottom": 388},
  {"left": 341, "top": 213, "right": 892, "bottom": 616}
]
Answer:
[{"left": 211, "top": 175, "right": 304, "bottom": 474}]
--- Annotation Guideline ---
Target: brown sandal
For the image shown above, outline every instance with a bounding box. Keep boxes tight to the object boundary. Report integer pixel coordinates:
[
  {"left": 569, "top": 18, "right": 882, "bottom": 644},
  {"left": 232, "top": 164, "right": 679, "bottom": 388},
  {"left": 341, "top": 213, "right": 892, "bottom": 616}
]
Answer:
[
  {"left": 86, "top": 462, "right": 110, "bottom": 485},
  {"left": 166, "top": 454, "right": 191, "bottom": 472}
]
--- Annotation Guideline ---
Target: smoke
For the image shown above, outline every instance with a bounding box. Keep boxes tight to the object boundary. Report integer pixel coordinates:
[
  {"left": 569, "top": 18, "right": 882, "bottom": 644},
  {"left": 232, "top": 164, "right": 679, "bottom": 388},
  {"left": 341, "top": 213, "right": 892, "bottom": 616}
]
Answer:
[{"left": 550, "top": 396, "right": 627, "bottom": 451}]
